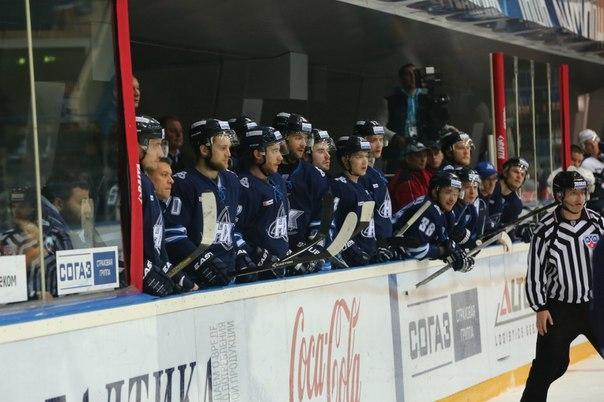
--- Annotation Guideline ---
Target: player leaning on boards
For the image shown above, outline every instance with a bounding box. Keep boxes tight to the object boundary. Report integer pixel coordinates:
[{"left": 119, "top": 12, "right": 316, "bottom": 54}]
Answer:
[{"left": 522, "top": 170, "right": 604, "bottom": 402}]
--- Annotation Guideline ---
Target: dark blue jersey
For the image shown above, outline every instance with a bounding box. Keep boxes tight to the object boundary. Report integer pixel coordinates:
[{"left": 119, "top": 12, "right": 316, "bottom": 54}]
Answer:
[
  {"left": 453, "top": 198, "right": 489, "bottom": 248},
  {"left": 398, "top": 198, "right": 454, "bottom": 260},
  {"left": 331, "top": 175, "right": 376, "bottom": 257},
  {"left": 164, "top": 168, "right": 240, "bottom": 272},
  {"left": 237, "top": 172, "right": 290, "bottom": 259},
  {"left": 141, "top": 170, "right": 171, "bottom": 272},
  {"left": 287, "top": 159, "right": 331, "bottom": 247},
  {"left": 359, "top": 165, "right": 393, "bottom": 239},
  {"left": 484, "top": 181, "right": 523, "bottom": 228}
]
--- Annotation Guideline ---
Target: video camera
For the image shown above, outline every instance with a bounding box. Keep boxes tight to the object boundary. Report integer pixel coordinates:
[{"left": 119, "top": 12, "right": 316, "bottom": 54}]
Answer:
[
  {"left": 415, "top": 66, "right": 450, "bottom": 106},
  {"left": 414, "top": 66, "right": 450, "bottom": 140}
]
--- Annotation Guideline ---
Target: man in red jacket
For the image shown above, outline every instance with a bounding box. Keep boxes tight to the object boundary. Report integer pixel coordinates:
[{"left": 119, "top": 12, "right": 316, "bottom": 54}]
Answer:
[{"left": 388, "top": 141, "right": 433, "bottom": 211}]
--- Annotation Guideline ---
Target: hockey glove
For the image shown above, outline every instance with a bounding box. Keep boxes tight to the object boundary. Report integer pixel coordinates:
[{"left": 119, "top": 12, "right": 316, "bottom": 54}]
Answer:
[
  {"left": 515, "top": 222, "right": 535, "bottom": 243},
  {"left": 341, "top": 240, "right": 371, "bottom": 267},
  {"left": 254, "top": 247, "right": 283, "bottom": 279},
  {"left": 449, "top": 226, "right": 471, "bottom": 245},
  {"left": 373, "top": 246, "right": 395, "bottom": 263},
  {"left": 235, "top": 249, "right": 258, "bottom": 283},
  {"left": 445, "top": 242, "right": 475, "bottom": 273},
  {"left": 193, "top": 251, "right": 231, "bottom": 287},
  {"left": 172, "top": 271, "right": 198, "bottom": 292},
  {"left": 290, "top": 259, "right": 323, "bottom": 276},
  {"left": 143, "top": 262, "right": 174, "bottom": 297}
]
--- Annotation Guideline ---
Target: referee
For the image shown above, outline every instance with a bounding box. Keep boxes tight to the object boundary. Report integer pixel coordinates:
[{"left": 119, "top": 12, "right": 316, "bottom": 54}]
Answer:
[{"left": 522, "top": 170, "right": 604, "bottom": 402}]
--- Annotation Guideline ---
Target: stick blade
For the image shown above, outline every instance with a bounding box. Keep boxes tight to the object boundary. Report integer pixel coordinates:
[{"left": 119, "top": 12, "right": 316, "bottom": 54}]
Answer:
[
  {"left": 327, "top": 212, "right": 358, "bottom": 255},
  {"left": 200, "top": 192, "right": 217, "bottom": 246}
]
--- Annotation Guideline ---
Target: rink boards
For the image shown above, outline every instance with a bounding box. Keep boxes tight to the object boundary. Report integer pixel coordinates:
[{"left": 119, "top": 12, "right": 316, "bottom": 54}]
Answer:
[{"left": 0, "top": 243, "right": 589, "bottom": 401}]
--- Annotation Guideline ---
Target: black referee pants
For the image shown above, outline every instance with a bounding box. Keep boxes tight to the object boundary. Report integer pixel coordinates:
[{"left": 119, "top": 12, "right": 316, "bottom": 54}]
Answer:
[{"left": 521, "top": 299, "right": 598, "bottom": 402}]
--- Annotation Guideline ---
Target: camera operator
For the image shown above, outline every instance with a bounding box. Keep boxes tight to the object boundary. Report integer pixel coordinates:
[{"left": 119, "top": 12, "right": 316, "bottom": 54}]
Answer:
[{"left": 384, "top": 64, "right": 449, "bottom": 171}]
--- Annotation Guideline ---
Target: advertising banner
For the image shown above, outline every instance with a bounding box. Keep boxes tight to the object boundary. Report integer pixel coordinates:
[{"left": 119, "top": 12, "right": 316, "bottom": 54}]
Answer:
[
  {"left": 56, "top": 246, "right": 119, "bottom": 295},
  {"left": 0, "top": 255, "right": 28, "bottom": 304}
]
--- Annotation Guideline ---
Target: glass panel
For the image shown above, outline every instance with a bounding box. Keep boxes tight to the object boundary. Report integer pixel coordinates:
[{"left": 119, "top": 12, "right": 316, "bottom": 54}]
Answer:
[
  {"left": 533, "top": 61, "right": 551, "bottom": 203},
  {"left": 25, "top": 0, "right": 123, "bottom": 300},
  {"left": 0, "top": 0, "right": 47, "bottom": 300},
  {"left": 504, "top": 55, "right": 518, "bottom": 158}
]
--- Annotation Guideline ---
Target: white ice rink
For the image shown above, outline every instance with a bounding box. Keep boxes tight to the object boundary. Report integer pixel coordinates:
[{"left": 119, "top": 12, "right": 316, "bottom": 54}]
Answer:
[{"left": 490, "top": 354, "right": 604, "bottom": 401}]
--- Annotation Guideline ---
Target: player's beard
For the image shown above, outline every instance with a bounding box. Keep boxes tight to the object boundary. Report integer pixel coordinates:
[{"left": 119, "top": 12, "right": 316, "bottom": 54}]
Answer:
[{"left": 206, "top": 155, "right": 226, "bottom": 172}]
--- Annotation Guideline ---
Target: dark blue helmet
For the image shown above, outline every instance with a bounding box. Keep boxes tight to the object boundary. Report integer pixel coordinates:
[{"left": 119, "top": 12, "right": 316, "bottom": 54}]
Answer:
[
  {"left": 353, "top": 120, "right": 385, "bottom": 138},
  {"left": 242, "top": 126, "right": 287, "bottom": 154},
  {"left": 336, "top": 135, "right": 371, "bottom": 160},
  {"left": 189, "top": 118, "right": 238, "bottom": 150}
]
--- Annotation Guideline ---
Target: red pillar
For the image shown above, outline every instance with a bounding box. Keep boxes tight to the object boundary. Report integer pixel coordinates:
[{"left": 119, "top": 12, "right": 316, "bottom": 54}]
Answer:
[
  {"left": 559, "top": 64, "right": 571, "bottom": 170},
  {"left": 491, "top": 52, "right": 508, "bottom": 171},
  {"left": 115, "top": 0, "right": 143, "bottom": 291}
]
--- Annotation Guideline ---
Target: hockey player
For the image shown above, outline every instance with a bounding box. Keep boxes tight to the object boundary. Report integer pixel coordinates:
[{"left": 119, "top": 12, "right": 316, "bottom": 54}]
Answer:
[
  {"left": 489, "top": 157, "right": 533, "bottom": 242},
  {"left": 236, "top": 126, "right": 291, "bottom": 279},
  {"left": 354, "top": 120, "right": 394, "bottom": 262},
  {"left": 137, "top": 115, "right": 195, "bottom": 296},
  {"left": 395, "top": 171, "right": 474, "bottom": 272},
  {"left": 164, "top": 118, "right": 253, "bottom": 288},
  {"left": 522, "top": 170, "right": 604, "bottom": 401},
  {"left": 440, "top": 127, "right": 474, "bottom": 171},
  {"left": 309, "top": 128, "right": 334, "bottom": 173},
  {"left": 331, "top": 135, "right": 376, "bottom": 266},
  {"left": 274, "top": 113, "right": 312, "bottom": 180},
  {"left": 451, "top": 168, "right": 489, "bottom": 249}
]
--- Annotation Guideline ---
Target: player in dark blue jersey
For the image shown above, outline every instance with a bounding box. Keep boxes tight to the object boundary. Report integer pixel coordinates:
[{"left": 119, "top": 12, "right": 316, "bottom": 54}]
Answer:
[
  {"left": 137, "top": 115, "right": 195, "bottom": 296},
  {"left": 274, "top": 113, "right": 313, "bottom": 181},
  {"left": 439, "top": 127, "right": 474, "bottom": 171},
  {"left": 488, "top": 157, "right": 532, "bottom": 241},
  {"left": 331, "top": 135, "right": 376, "bottom": 267},
  {"left": 395, "top": 171, "right": 475, "bottom": 272},
  {"left": 228, "top": 116, "right": 257, "bottom": 174},
  {"left": 237, "top": 126, "right": 291, "bottom": 279},
  {"left": 452, "top": 168, "right": 490, "bottom": 249},
  {"left": 164, "top": 118, "right": 255, "bottom": 288},
  {"left": 354, "top": 120, "right": 394, "bottom": 262}
]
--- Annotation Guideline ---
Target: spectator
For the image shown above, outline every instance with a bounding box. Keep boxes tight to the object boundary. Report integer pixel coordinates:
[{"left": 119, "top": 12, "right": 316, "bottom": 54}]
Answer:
[
  {"left": 160, "top": 115, "right": 191, "bottom": 173},
  {"left": 43, "top": 174, "right": 91, "bottom": 228},
  {"left": 144, "top": 157, "right": 174, "bottom": 202},
  {"left": 388, "top": 141, "right": 432, "bottom": 212},
  {"left": 425, "top": 140, "right": 443, "bottom": 173},
  {"left": 579, "top": 129, "right": 604, "bottom": 174}
]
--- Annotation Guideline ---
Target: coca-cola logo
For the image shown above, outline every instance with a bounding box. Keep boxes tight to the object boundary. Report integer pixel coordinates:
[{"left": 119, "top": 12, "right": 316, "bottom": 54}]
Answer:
[{"left": 289, "top": 298, "right": 361, "bottom": 402}]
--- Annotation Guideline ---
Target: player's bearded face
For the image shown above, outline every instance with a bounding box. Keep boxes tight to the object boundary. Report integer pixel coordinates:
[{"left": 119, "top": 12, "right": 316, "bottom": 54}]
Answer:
[
  {"left": 286, "top": 133, "right": 307, "bottom": 159},
  {"left": 438, "top": 187, "right": 459, "bottom": 212},
  {"left": 312, "top": 143, "right": 331, "bottom": 172},
  {"left": 563, "top": 189, "right": 586, "bottom": 214},
  {"left": 348, "top": 152, "right": 369, "bottom": 176},
  {"left": 208, "top": 136, "right": 231, "bottom": 171},
  {"left": 452, "top": 141, "right": 471, "bottom": 166},
  {"left": 263, "top": 143, "right": 284, "bottom": 174}
]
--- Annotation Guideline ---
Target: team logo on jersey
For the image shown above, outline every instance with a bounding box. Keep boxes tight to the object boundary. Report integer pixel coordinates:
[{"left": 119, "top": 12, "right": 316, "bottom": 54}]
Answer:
[
  {"left": 174, "top": 171, "right": 187, "bottom": 180},
  {"left": 361, "top": 218, "right": 376, "bottom": 239},
  {"left": 378, "top": 191, "right": 392, "bottom": 219},
  {"left": 268, "top": 203, "right": 289, "bottom": 241},
  {"left": 214, "top": 207, "right": 233, "bottom": 248},
  {"left": 240, "top": 177, "right": 249, "bottom": 188},
  {"left": 153, "top": 214, "right": 164, "bottom": 253},
  {"left": 288, "top": 209, "right": 305, "bottom": 230},
  {"left": 583, "top": 233, "right": 599, "bottom": 249}
]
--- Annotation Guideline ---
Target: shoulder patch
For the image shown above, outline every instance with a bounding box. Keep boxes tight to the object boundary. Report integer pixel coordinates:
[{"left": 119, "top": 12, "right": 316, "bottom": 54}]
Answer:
[
  {"left": 240, "top": 177, "right": 249, "bottom": 188},
  {"left": 335, "top": 176, "right": 347, "bottom": 184},
  {"left": 174, "top": 171, "right": 187, "bottom": 180}
]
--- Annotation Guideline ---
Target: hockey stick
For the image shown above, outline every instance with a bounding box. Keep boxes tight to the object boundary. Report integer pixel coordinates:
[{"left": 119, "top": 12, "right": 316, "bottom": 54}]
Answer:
[
  {"left": 166, "top": 192, "right": 217, "bottom": 278},
  {"left": 408, "top": 232, "right": 504, "bottom": 292},
  {"left": 478, "top": 201, "right": 557, "bottom": 243},
  {"left": 377, "top": 201, "right": 432, "bottom": 247},
  {"left": 81, "top": 197, "right": 95, "bottom": 247},
  {"left": 235, "top": 211, "right": 359, "bottom": 276},
  {"left": 409, "top": 202, "right": 557, "bottom": 291}
]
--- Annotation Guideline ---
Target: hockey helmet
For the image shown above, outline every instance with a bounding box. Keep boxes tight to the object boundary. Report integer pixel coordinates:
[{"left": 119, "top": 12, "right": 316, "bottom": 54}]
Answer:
[
  {"left": 243, "top": 126, "right": 288, "bottom": 155},
  {"left": 275, "top": 113, "right": 312, "bottom": 138},
  {"left": 136, "top": 115, "right": 168, "bottom": 156},
  {"left": 336, "top": 135, "right": 371, "bottom": 160},
  {"left": 189, "top": 118, "right": 238, "bottom": 151},
  {"left": 308, "top": 128, "right": 335, "bottom": 153},
  {"left": 552, "top": 170, "right": 589, "bottom": 202},
  {"left": 428, "top": 171, "right": 464, "bottom": 200},
  {"left": 456, "top": 168, "right": 481, "bottom": 185},
  {"left": 228, "top": 116, "right": 257, "bottom": 144},
  {"left": 440, "top": 127, "right": 474, "bottom": 154}
]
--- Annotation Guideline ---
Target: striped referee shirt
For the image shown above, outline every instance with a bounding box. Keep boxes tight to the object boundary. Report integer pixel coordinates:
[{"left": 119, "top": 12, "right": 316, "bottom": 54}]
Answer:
[{"left": 526, "top": 206, "right": 604, "bottom": 311}]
